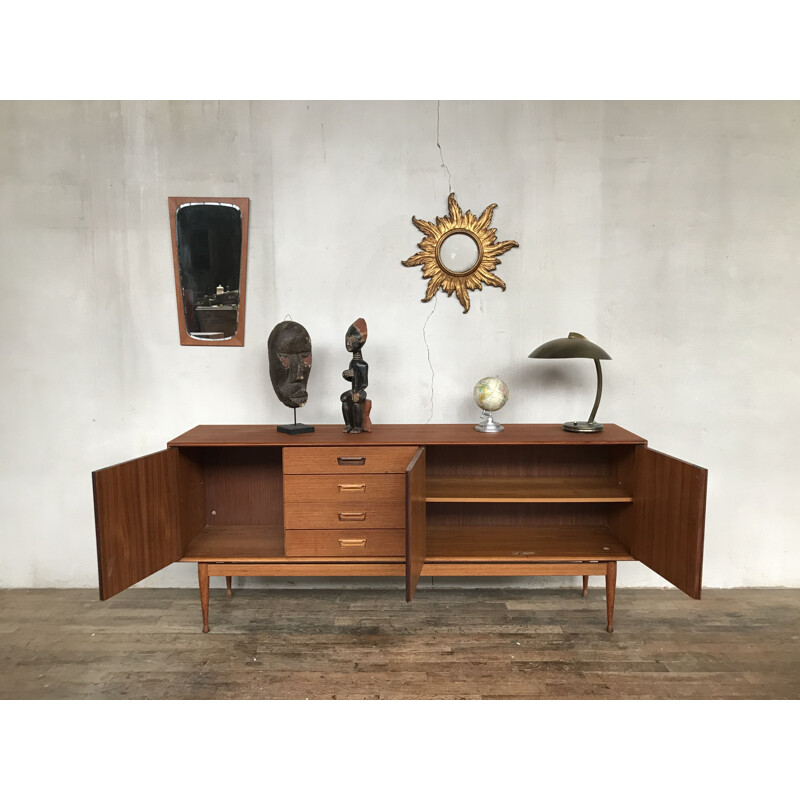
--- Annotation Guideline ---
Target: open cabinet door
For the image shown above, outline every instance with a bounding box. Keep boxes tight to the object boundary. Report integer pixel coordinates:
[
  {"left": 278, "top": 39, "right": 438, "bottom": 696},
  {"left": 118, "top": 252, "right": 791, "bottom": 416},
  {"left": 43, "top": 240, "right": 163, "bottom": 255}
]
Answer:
[
  {"left": 93, "top": 449, "right": 182, "bottom": 600},
  {"left": 405, "top": 447, "right": 426, "bottom": 602},
  {"left": 633, "top": 447, "right": 707, "bottom": 599}
]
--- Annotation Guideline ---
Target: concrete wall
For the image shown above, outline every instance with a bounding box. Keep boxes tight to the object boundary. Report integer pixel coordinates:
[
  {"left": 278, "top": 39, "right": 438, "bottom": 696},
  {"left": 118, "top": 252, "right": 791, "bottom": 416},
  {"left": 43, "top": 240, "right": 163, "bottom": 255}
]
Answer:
[{"left": 1, "top": 100, "right": 798, "bottom": 591}]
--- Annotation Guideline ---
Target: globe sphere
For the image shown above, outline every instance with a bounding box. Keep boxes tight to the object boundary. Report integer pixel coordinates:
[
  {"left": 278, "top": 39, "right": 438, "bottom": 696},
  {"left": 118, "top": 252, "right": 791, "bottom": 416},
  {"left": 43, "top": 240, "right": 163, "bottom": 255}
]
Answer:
[{"left": 473, "top": 376, "right": 509, "bottom": 413}]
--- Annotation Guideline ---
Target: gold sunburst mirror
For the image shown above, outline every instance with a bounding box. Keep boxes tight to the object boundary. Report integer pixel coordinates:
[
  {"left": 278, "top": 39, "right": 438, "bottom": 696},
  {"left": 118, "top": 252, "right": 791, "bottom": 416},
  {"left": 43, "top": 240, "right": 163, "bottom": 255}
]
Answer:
[{"left": 402, "top": 193, "right": 519, "bottom": 313}]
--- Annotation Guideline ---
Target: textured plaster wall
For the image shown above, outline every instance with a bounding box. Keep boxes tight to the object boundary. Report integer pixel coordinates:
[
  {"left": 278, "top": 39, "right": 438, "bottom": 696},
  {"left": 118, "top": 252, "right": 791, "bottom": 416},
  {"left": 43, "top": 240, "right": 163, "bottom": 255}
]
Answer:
[{"left": 1, "top": 100, "right": 798, "bottom": 591}]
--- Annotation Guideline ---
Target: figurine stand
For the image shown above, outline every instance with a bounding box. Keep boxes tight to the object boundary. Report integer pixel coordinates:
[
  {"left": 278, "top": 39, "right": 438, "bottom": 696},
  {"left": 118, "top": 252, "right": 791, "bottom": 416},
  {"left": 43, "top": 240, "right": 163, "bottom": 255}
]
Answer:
[{"left": 278, "top": 408, "right": 314, "bottom": 435}]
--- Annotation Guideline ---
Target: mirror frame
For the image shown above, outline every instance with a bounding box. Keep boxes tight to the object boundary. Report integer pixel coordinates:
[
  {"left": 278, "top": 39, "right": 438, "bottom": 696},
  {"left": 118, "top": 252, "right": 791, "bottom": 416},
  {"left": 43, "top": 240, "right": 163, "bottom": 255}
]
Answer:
[
  {"left": 436, "top": 229, "right": 483, "bottom": 275},
  {"left": 402, "top": 193, "right": 518, "bottom": 314},
  {"left": 169, "top": 196, "right": 250, "bottom": 347}
]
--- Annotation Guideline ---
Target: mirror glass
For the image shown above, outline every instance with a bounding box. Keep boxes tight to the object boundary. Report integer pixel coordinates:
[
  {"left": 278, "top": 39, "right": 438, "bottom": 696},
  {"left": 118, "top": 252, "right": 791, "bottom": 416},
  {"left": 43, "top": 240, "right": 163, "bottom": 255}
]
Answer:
[
  {"left": 169, "top": 197, "right": 249, "bottom": 346},
  {"left": 438, "top": 231, "right": 480, "bottom": 273}
]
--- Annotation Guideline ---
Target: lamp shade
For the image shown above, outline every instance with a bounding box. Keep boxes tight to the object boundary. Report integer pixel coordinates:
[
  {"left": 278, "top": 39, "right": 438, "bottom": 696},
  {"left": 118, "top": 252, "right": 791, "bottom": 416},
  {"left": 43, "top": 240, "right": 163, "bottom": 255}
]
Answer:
[{"left": 529, "top": 332, "right": 611, "bottom": 361}]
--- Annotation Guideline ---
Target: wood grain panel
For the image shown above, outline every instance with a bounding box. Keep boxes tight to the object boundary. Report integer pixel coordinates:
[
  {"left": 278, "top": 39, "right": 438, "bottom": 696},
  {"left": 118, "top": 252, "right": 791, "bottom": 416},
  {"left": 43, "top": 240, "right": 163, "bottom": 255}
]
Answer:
[
  {"left": 426, "top": 476, "right": 633, "bottom": 502},
  {"left": 93, "top": 449, "right": 181, "bottom": 599},
  {"left": 426, "top": 502, "right": 610, "bottom": 528},
  {"left": 284, "top": 474, "right": 404, "bottom": 503},
  {"left": 608, "top": 444, "right": 639, "bottom": 551},
  {"left": 176, "top": 449, "right": 206, "bottom": 551},
  {"left": 203, "top": 447, "right": 283, "bottom": 526},
  {"left": 285, "top": 529, "right": 405, "bottom": 557},
  {"left": 421, "top": 563, "right": 609, "bottom": 576},
  {"left": 425, "top": 444, "right": 625, "bottom": 478},
  {"left": 283, "top": 446, "right": 418, "bottom": 475},
  {"left": 633, "top": 447, "right": 707, "bottom": 598},
  {"left": 169, "top": 424, "right": 647, "bottom": 448},
  {"left": 205, "top": 563, "right": 406, "bottom": 577},
  {"left": 405, "top": 447, "right": 426, "bottom": 601},
  {"left": 425, "top": 526, "right": 633, "bottom": 562},
  {"left": 181, "top": 525, "right": 284, "bottom": 561}
]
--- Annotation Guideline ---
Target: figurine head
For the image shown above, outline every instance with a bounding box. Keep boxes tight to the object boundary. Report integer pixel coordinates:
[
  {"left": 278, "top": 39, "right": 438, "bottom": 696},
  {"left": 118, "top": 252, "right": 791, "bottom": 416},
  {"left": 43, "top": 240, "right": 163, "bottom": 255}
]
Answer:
[
  {"left": 345, "top": 318, "right": 367, "bottom": 353},
  {"left": 268, "top": 321, "right": 312, "bottom": 408}
]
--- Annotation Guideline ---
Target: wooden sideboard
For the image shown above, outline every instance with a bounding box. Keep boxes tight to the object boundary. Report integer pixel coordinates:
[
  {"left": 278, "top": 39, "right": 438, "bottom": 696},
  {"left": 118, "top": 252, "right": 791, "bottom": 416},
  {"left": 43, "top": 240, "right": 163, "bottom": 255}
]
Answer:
[{"left": 92, "top": 424, "right": 707, "bottom": 632}]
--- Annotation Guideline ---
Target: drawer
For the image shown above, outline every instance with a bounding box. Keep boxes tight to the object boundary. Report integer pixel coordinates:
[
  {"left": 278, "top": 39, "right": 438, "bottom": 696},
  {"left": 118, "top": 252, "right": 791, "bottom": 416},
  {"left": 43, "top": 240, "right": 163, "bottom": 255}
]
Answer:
[
  {"left": 285, "top": 501, "right": 405, "bottom": 530},
  {"left": 284, "top": 474, "right": 405, "bottom": 504},
  {"left": 283, "top": 446, "right": 418, "bottom": 475},
  {"left": 285, "top": 529, "right": 405, "bottom": 557}
]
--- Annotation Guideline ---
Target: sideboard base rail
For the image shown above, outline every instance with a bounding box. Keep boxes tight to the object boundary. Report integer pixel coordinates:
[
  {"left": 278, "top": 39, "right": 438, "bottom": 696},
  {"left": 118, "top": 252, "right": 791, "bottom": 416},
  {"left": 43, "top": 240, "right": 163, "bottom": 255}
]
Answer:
[{"left": 197, "top": 560, "right": 617, "bottom": 634}]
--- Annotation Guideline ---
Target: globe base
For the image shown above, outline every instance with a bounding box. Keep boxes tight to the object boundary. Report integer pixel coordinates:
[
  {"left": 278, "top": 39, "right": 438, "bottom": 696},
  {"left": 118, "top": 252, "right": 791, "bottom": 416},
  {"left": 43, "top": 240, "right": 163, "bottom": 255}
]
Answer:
[
  {"left": 475, "top": 411, "right": 504, "bottom": 434},
  {"left": 563, "top": 420, "right": 603, "bottom": 433}
]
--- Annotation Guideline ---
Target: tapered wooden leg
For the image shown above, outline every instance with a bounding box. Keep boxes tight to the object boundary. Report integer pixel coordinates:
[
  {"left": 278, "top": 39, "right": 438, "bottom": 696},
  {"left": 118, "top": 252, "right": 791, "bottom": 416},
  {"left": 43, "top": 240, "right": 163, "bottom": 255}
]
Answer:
[
  {"left": 198, "top": 563, "right": 210, "bottom": 633},
  {"left": 582, "top": 575, "right": 589, "bottom": 597},
  {"left": 605, "top": 561, "right": 617, "bottom": 633},
  {"left": 226, "top": 576, "right": 233, "bottom": 596}
]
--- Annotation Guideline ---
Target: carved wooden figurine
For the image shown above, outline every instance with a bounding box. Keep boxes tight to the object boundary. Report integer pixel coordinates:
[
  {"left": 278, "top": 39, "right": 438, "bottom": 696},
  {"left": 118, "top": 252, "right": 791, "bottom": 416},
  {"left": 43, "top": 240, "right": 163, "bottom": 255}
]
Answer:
[{"left": 340, "top": 318, "right": 371, "bottom": 433}]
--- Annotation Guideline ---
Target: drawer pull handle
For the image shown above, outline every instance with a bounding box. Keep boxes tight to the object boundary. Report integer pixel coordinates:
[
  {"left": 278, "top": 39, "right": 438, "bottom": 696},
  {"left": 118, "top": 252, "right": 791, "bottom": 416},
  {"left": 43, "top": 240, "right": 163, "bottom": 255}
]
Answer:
[
  {"left": 338, "top": 483, "right": 366, "bottom": 492},
  {"left": 339, "top": 511, "right": 367, "bottom": 521},
  {"left": 339, "top": 538, "right": 367, "bottom": 547},
  {"left": 338, "top": 456, "right": 366, "bottom": 466}
]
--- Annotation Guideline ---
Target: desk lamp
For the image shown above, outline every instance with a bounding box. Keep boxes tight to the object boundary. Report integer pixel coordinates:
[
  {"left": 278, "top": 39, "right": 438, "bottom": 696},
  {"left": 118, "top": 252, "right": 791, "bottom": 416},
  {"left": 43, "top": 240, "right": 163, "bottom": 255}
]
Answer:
[{"left": 529, "top": 332, "right": 611, "bottom": 433}]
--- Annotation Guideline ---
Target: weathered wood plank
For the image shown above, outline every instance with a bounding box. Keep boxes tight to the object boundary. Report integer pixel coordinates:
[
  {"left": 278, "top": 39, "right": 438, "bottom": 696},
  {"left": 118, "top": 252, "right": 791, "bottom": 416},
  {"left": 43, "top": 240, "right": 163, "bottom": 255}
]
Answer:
[{"left": 1, "top": 588, "right": 798, "bottom": 699}]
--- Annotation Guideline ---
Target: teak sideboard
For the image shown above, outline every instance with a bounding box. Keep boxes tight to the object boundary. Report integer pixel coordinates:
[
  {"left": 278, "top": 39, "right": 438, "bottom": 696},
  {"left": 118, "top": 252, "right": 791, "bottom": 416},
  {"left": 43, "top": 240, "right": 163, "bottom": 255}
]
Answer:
[{"left": 92, "top": 424, "right": 707, "bottom": 632}]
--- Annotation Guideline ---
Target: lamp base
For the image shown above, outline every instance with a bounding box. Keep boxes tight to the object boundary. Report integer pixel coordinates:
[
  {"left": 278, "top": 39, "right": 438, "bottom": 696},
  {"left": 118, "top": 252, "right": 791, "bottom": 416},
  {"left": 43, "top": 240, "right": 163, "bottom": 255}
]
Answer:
[{"left": 563, "top": 420, "right": 603, "bottom": 433}]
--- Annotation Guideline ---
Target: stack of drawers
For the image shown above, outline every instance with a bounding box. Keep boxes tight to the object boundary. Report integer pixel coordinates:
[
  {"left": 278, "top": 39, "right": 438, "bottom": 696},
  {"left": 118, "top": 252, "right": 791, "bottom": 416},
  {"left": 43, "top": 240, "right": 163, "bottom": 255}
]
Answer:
[{"left": 283, "top": 446, "right": 418, "bottom": 557}]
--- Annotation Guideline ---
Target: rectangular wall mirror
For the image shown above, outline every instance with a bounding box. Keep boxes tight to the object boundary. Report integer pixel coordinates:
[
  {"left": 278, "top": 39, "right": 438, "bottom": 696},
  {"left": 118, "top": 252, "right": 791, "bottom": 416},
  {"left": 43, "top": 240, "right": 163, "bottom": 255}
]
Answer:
[{"left": 169, "top": 197, "right": 250, "bottom": 346}]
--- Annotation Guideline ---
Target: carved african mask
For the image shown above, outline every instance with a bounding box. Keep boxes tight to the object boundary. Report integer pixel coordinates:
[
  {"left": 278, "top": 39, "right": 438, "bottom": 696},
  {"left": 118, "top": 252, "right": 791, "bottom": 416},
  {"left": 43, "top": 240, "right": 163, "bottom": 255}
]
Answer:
[{"left": 268, "top": 321, "right": 312, "bottom": 408}]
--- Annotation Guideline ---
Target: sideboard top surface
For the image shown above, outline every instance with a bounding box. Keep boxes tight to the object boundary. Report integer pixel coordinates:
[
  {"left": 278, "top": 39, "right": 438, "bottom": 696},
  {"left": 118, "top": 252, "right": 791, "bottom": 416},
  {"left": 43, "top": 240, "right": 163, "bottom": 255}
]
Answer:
[{"left": 168, "top": 423, "right": 647, "bottom": 448}]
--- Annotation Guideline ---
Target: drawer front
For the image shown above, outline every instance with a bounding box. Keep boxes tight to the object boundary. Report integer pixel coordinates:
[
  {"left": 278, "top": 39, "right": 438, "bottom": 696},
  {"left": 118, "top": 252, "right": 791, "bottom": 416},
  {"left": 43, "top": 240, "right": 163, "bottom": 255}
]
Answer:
[
  {"left": 283, "top": 446, "right": 418, "bottom": 475},
  {"left": 285, "top": 529, "right": 405, "bottom": 557},
  {"left": 285, "top": 501, "right": 405, "bottom": 530},
  {"left": 284, "top": 474, "right": 405, "bottom": 504}
]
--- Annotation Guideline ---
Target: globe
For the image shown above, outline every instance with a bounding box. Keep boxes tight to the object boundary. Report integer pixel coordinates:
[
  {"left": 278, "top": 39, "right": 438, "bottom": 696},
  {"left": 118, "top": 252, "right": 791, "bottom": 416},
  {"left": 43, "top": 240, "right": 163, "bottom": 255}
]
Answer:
[{"left": 473, "top": 376, "right": 509, "bottom": 413}]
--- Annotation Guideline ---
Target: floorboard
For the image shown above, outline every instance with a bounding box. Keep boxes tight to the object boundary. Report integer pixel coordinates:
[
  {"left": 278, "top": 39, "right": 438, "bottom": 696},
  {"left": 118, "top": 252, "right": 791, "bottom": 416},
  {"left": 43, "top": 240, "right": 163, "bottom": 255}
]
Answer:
[{"left": 1, "top": 587, "right": 798, "bottom": 699}]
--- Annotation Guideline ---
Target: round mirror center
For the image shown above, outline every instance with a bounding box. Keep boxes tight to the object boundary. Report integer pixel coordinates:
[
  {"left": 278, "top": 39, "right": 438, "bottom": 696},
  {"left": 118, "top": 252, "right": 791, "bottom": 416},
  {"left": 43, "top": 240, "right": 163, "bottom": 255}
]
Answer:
[{"left": 439, "top": 232, "right": 480, "bottom": 273}]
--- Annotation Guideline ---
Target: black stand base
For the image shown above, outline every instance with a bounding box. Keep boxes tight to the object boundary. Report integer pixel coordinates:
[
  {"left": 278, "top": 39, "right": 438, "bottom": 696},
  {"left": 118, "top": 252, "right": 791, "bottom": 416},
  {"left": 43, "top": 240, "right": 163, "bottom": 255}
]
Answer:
[{"left": 277, "top": 423, "right": 315, "bottom": 435}]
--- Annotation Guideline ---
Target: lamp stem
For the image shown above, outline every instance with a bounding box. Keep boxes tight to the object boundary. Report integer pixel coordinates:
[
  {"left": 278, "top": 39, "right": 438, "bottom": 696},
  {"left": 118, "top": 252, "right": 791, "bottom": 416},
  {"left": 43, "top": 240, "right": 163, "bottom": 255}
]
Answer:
[{"left": 588, "top": 359, "right": 603, "bottom": 424}]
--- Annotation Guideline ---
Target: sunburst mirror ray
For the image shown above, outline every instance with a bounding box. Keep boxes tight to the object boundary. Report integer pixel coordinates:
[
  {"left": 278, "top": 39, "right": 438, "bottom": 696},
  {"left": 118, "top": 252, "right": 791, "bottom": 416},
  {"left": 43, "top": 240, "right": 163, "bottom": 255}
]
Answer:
[{"left": 402, "top": 193, "right": 519, "bottom": 313}]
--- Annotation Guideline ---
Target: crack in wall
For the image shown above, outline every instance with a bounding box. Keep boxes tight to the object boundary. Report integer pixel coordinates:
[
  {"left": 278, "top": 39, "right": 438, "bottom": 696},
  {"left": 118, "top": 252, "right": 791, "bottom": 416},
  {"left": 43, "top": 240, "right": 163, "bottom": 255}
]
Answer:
[
  {"left": 422, "top": 295, "right": 438, "bottom": 423},
  {"left": 437, "top": 100, "right": 453, "bottom": 195},
  {"left": 422, "top": 101, "right": 454, "bottom": 424}
]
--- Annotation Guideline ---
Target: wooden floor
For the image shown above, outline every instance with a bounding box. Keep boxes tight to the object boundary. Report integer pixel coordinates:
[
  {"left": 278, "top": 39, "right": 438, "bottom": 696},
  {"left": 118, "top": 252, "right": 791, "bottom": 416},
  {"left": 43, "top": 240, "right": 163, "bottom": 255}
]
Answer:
[{"left": 1, "top": 587, "right": 798, "bottom": 699}]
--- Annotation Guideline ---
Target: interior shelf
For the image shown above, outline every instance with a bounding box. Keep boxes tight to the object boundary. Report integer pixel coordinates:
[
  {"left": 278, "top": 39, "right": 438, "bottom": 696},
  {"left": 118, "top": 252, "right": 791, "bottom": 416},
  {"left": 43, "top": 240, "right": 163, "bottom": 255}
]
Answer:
[
  {"left": 182, "top": 526, "right": 285, "bottom": 561},
  {"left": 425, "top": 476, "right": 633, "bottom": 503},
  {"left": 425, "top": 525, "right": 634, "bottom": 562}
]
